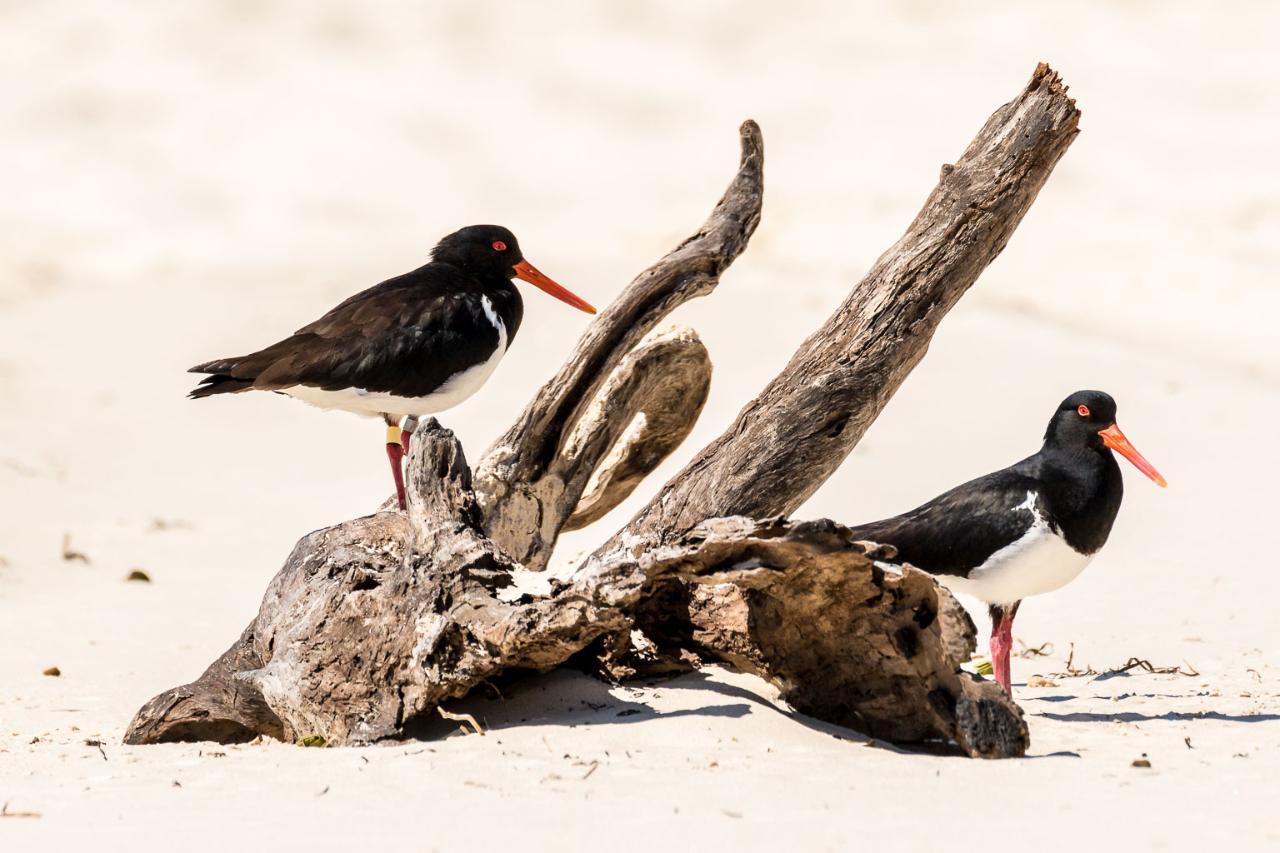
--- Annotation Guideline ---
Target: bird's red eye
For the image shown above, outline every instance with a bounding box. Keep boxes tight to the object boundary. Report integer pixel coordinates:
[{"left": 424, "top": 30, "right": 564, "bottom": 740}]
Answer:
[
  {"left": 492, "top": 241, "right": 507, "bottom": 251},
  {"left": 1077, "top": 404, "right": 1090, "bottom": 417}
]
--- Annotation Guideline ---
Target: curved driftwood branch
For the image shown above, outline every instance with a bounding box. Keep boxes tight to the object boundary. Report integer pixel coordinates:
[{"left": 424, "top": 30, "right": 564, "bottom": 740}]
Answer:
[
  {"left": 127, "top": 65, "right": 1081, "bottom": 760},
  {"left": 614, "top": 64, "right": 1080, "bottom": 546},
  {"left": 560, "top": 326, "right": 711, "bottom": 534},
  {"left": 475, "top": 120, "right": 763, "bottom": 567}
]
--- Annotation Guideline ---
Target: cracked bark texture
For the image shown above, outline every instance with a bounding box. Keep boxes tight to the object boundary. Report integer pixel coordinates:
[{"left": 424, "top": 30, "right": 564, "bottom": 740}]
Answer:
[{"left": 125, "top": 65, "right": 1080, "bottom": 759}]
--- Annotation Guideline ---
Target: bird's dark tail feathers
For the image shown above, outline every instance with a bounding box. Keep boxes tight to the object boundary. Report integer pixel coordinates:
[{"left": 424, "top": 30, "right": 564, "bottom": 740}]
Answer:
[
  {"left": 188, "top": 372, "right": 255, "bottom": 398},
  {"left": 189, "top": 357, "right": 256, "bottom": 398}
]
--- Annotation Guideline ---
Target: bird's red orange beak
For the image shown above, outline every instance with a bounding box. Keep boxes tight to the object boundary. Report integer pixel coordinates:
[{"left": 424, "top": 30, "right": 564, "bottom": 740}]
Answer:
[
  {"left": 1098, "top": 423, "right": 1167, "bottom": 487},
  {"left": 513, "top": 259, "right": 596, "bottom": 314}
]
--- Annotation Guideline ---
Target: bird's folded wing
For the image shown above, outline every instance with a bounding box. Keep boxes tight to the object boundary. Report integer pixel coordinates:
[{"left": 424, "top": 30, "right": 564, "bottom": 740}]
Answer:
[
  {"left": 845, "top": 470, "right": 1044, "bottom": 577},
  {"left": 191, "top": 282, "right": 491, "bottom": 398}
]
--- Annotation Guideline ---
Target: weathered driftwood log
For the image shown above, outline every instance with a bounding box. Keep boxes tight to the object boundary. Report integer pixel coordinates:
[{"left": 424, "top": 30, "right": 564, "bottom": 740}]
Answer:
[
  {"left": 126, "top": 65, "right": 1080, "bottom": 758},
  {"left": 129, "top": 423, "right": 1017, "bottom": 755}
]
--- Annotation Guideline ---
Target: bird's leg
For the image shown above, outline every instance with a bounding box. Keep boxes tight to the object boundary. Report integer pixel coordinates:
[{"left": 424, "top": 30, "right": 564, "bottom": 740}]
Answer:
[
  {"left": 383, "top": 413, "right": 407, "bottom": 511},
  {"left": 401, "top": 415, "right": 419, "bottom": 459},
  {"left": 988, "top": 602, "right": 1020, "bottom": 694}
]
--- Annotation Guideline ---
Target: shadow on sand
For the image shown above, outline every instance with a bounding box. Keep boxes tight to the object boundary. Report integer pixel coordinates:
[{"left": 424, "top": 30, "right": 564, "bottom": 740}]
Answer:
[
  {"left": 406, "top": 666, "right": 1044, "bottom": 759},
  {"left": 406, "top": 668, "right": 760, "bottom": 740},
  {"left": 1033, "top": 710, "right": 1280, "bottom": 724}
]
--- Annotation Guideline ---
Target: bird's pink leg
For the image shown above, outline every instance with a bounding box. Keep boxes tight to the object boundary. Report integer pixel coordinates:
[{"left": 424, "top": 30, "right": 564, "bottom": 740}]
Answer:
[
  {"left": 989, "top": 607, "right": 1016, "bottom": 694},
  {"left": 385, "top": 423, "right": 407, "bottom": 511}
]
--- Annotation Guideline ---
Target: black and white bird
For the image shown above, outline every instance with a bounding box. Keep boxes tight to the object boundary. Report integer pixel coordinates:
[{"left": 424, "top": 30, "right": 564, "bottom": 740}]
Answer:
[
  {"left": 188, "top": 225, "right": 596, "bottom": 510},
  {"left": 846, "top": 391, "right": 1166, "bottom": 693}
]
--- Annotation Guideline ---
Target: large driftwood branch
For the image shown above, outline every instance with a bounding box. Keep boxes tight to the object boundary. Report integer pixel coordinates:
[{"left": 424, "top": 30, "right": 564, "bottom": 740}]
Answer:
[
  {"left": 127, "top": 65, "right": 1080, "bottom": 759},
  {"left": 475, "top": 121, "right": 764, "bottom": 568},
  {"left": 615, "top": 64, "right": 1079, "bottom": 546}
]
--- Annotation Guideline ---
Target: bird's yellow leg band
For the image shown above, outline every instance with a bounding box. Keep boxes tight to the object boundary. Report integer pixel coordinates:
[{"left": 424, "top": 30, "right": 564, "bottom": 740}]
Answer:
[{"left": 386, "top": 424, "right": 402, "bottom": 445}]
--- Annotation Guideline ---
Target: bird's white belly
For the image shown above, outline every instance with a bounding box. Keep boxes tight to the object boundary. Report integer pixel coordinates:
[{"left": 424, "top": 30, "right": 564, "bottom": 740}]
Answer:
[
  {"left": 938, "top": 518, "right": 1093, "bottom": 606},
  {"left": 281, "top": 299, "right": 508, "bottom": 418}
]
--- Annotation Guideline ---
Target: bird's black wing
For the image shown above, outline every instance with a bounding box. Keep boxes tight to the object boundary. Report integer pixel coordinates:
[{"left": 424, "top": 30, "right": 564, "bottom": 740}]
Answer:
[
  {"left": 189, "top": 268, "right": 504, "bottom": 399},
  {"left": 845, "top": 466, "right": 1045, "bottom": 578}
]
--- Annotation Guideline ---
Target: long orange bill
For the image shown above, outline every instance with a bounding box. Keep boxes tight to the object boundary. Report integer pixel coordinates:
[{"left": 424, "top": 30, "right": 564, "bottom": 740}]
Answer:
[
  {"left": 513, "top": 259, "right": 596, "bottom": 314},
  {"left": 1098, "top": 423, "right": 1167, "bottom": 487}
]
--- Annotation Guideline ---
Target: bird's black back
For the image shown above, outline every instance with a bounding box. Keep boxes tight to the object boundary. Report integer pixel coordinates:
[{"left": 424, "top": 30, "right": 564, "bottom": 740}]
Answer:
[{"left": 189, "top": 261, "right": 523, "bottom": 399}]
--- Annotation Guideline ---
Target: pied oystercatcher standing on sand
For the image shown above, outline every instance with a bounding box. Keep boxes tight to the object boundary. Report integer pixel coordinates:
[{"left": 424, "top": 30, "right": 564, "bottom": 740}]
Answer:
[
  {"left": 845, "top": 390, "right": 1166, "bottom": 693},
  {"left": 188, "top": 225, "right": 596, "bottom": 510}
]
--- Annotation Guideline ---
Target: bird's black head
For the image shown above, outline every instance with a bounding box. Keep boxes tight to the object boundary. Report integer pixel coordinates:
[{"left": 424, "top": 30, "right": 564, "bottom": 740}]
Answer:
[
  {"left": 431, "top": 225, "right": 524, "bottom": 276},
  {"left": 430, "top": 224, "right": 595, "bottom": 314},
  {"left": 1044, "top": 390, "right": 1166, "bottom": 487},
  {"left": 1044, "top": 390, "right": 1117, "bottom": 448}
]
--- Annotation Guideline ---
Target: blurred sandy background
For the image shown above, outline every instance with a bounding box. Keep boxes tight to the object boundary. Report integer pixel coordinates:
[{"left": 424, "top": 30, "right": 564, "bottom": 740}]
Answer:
[{"left": 2, "top": 2, "right": 1277, "bottom": 850}]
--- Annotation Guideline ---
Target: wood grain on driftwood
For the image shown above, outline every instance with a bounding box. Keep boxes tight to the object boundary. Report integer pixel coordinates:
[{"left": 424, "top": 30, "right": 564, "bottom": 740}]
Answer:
[{"left": 126, "top": 65, "right": 1080, "bottom": 758}]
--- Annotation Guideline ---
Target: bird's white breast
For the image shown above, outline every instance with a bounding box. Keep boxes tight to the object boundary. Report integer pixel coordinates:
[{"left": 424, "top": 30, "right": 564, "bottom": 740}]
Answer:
[
  {"left": 937, "top": 491, "right": 1093, "bottom": 606},
  {"left": 281, "top": 296, "right": 509, "bottom": 418}
]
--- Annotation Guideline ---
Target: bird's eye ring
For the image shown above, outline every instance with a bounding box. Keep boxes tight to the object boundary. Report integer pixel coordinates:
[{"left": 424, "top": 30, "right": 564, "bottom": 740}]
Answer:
[
  {"left": 1077, "top": 404, "right": 1090, "bottom": 417},
  {"left": 492, "top": 240, "right": 507, "bottom": 251}
]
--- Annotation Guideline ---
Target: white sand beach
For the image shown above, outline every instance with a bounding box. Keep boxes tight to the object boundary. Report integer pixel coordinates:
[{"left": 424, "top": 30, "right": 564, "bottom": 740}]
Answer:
[{"left": 2, "top": 2, "right": 1277, "bottom": 849}]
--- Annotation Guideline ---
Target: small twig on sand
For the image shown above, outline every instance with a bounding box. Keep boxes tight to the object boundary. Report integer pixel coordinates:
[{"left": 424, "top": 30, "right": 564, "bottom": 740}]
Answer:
[
  {"left": 1015, "top": 640, "right": 1054, "bottom": 659},
  {"left": 85, "top": 738, "right": 107, "bottom": 761},
  {"left": 1050, "top": 643, "right": 1098, "bottom": 678},
  {"left": 1050, "top": 644, "right": 1199, "bottom": 679},
  {"left": 1109, "top": 657, "right": 1200, "bottom": 678},
  {"left": 438, "top": 706, "right": 485, "bottom": 736}
]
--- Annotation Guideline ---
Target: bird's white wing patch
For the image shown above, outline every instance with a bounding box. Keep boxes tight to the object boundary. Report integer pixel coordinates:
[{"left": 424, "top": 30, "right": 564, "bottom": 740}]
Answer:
[{"left": 937, "top": 490, "right": 1093, "bottom": 606}]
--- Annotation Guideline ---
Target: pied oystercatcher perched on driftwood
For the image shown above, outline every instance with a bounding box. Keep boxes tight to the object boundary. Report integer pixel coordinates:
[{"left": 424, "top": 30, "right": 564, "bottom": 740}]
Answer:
[
  {"left": 846, "top": 390, "right": 1166, "bottom": 693},
  {"left": 188, "top": 225, "right": 596, "bottom": 509}
]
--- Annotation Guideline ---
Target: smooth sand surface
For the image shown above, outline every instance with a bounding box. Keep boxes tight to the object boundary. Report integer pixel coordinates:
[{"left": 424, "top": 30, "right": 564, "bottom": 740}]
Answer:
[{"left": 2, "top": 2, "right": 1277, "bottom": 850}]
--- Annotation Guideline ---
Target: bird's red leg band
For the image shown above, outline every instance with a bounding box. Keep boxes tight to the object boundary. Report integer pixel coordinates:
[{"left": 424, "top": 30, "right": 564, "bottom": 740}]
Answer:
[{"left": 385, "top": 427, "right": 406, "bottom": 511}]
